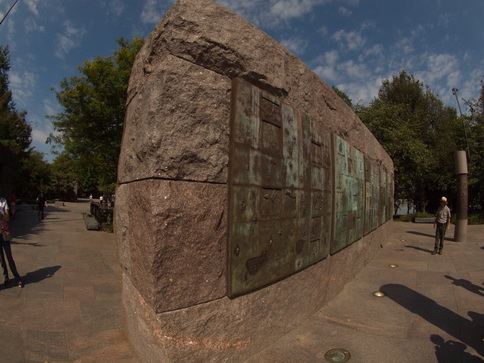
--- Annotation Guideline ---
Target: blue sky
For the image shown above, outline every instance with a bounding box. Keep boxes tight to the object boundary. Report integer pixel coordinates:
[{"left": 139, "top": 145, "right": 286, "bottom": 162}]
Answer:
[{"left": 1, "top": 0, "right": 483, "bottom": 163}]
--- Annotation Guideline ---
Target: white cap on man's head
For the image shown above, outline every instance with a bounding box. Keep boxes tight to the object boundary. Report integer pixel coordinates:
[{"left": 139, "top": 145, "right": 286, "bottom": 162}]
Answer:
[{"left": 440, "top": 196, "right": 447, "bottom": 203}]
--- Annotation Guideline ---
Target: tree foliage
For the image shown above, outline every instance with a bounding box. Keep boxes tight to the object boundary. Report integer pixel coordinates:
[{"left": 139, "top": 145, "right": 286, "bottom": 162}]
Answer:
[
  {"left": 332, "top": 86, "right": 352, "bottom": 107},
  {"left": 0, "top": 45, "right": 50, "bottom": 198},
  {"left": 356, "top": 71, "right": 462, "bottom": 212},
  {"left": 465, "top": 80, "right": 484, "bottom": 209},
  {"left": 49, "top": 37, "right": 144, "bottom": 194},
  {"left": 0, "top": 46, "right": 32, "bottom": 154}
]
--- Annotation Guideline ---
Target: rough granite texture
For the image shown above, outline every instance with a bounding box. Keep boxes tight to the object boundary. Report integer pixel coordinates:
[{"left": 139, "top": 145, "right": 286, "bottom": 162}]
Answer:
[
  {"left": 115, "top": 0, "right": 394, "bottom": 361},
  {"left": 122, "top": 222, "right": 392, "bottom": 363}
]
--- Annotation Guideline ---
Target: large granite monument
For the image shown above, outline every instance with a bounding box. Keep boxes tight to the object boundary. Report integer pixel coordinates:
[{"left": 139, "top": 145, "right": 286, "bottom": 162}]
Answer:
[{"left": 115, "top": 0, "right": 393, "bottom": 361}]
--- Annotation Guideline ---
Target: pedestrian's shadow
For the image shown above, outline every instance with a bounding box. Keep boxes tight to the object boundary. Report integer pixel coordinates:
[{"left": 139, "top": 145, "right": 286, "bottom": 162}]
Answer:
[
  {"left": 431, "top": 334, "right": 483, "bottom": 362},
  {"left": 380, "top": 284, "right": 484, "bottom": 357},
  {"left": 23, "top": 265, "right": 62, "bottom": 285},
  {"left": 406, "top": 231, "right": 454, "bottom": 241},
  {"left": 11, "top": 240, "right": 45, "bottom": 247},
  {"left": 405, "top": 245, "right": 434, "bottom": 253},
  {"left": 444, "top": 275, "right": 484, "bottom": 297}
]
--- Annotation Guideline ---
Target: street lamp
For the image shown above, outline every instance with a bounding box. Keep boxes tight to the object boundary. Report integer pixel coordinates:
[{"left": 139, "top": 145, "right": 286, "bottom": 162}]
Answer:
[{"left": 451, "top": 87, "right": 471, "bottom": 160}]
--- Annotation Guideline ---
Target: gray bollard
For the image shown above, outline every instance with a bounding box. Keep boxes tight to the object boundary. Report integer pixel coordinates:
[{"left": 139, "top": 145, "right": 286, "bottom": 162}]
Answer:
[{"left": 454, "top": 151, "right": 468, "bottom": 242}]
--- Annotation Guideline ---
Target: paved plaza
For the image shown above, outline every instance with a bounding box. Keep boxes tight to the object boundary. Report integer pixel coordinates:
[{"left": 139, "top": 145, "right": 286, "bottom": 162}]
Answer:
[
  {"left": 0, "top": 200, "right": 482, "bottom": 362},
  {"left": 0, "top": 200, "right": 138, "bottom": 362}
]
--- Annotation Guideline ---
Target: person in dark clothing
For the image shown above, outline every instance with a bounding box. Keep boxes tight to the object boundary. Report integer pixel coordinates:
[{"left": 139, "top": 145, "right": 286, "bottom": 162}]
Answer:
[
  {"left": 37, "top": 192, "right": 46, "bottom": 220},
  {"left": 0, "top": 188, "right": 23, "bottom": 288}
]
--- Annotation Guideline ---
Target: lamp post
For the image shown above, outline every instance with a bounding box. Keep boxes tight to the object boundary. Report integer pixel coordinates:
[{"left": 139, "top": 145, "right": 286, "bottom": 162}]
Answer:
[
  {"left": 451, "top": 88, "right": 471, "bottom": 160},
  {"left": 454, "top": 151, "right": 468, "bottom": 242}
]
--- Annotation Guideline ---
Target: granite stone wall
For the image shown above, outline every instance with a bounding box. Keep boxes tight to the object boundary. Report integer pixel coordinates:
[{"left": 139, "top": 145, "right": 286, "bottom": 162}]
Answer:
[{"left": 115, "top": 0, "right": 393, "bottom": 361}]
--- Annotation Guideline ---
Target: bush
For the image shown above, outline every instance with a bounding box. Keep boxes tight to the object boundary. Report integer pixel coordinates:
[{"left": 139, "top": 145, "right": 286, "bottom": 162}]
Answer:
[
  {"left": 394, "top": 212, "right": 434, "bottom": 222},
  {"left": 468, "top": 213, "right": 484, "bottom": 225},
  {"left": 395, "top": 212, "right": 484, "bottom": 224}
]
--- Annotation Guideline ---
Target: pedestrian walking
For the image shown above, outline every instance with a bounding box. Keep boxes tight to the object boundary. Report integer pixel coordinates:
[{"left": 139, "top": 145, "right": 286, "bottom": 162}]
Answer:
[
  {"left": 8, "top": 190, "right": 16, "bottom": 219},
  {"left": 0, "top": 188, "right": 23, "bottom": 288},
  {"left": 37, "top": 192, "right": 46, "bottom": 220},
  {"left": 432, "top": 196, "right": 451, "bottom": 255}
]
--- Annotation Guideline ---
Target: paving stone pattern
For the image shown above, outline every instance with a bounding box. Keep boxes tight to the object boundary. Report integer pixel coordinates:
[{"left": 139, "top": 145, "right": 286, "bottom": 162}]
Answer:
[
  {"left": 0, "top": 200, "right": 138, "bottom": 363},
  {"left": 247, "top": 222, "right": 484, "bottom": 363},
  {"left": 1, "top": 200, "right": 483, "bottom": 362}
]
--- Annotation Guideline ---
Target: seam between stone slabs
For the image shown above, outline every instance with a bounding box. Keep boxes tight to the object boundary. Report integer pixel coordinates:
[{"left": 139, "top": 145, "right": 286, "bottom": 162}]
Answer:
[
  {"left": 118, "top": 176, "right": 226, "bottom": 186},
  {"left": 156, "top": 295, "right": 227, "bottom": 315}
]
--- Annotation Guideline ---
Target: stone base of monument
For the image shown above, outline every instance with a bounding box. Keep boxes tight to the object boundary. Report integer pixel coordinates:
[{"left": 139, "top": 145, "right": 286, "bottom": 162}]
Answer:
[
  {"left": 121, "top": 223, "right": 391, "bottom": 362},
  {"left": 115, "top": 0, "right": 394, "bottom": 361}
]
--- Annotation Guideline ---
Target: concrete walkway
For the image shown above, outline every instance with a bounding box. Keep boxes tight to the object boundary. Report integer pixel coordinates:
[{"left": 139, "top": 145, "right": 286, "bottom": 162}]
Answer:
[
  {"left": 1, "top": 200, "right": 483, "bottom": 362},
  {"left": 0, "top": 200, "right": 138, "bottom": 362},
  {"left": 248, "top": 222, "right": 484, "bottom": 363}
]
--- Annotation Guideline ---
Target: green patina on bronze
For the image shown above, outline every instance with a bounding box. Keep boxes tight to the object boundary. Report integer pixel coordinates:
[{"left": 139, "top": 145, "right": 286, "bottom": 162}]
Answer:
[{"left": 228, "top": 78, "right": 393, "bottom": 297}]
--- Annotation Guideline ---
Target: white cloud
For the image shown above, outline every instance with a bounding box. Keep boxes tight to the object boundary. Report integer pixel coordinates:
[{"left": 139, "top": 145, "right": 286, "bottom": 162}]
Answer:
[
  {"left": 394, "top": 36, "right": 414, "bottom": 55},
  {"left": 54, "top": 21, "right": 86, "bottom": 59},
  {"left": 438, "top": 12, "right": 450, "bottom": 27},
  {"left": 280, "top": 36, "right": 308, "bottom": 55},
  {"left": 313, "top": 50, "right": 340, "bottom": 82},
  {"left": 360, "top": 20, "right": 375, "bottom": 30},
  {"left": 270, "top": 0, "right": 320, "bottom": 20},
  {"left": 218, "top": 0, "right": 355, "bottom": 28},
  {"left": 361, "top": 44, "right": 383, "bottom": 59},
  {"left": 101, "top": 0, "right": 125, "bottom": 17},
  {"left": 318, "top": 25, "right": 329, "bottom": 36},
  {"left": 331, "top": 29, "right": 366, "bottom": 51},
  {"left": 43, "top": 98, "right": 60, "bottom": 117},
  {"left": 9, "top": 70, "right": 37, "bottom": 108},
  {"left": 140, "top": 0, "right": 174, "bottom": 24},
  {"left": 24, "top": 17, "right": 45, "bottom": 33},
  {"left": 338, "top": 59, "right": 368, "bottom": 80},
  {"left": 32, "top": 127, "right": 51, "bottom": 145},
  {"left": 24, "top": 0, "right": 40, "bottom": 16},
  {"left": 336, "top": 77, "right": 383, "bottom": 105},
  {"left": 415, "top": 53, "right": 460, "bottom": 88},
  {"left": 338, "top": 6, "right": 352, "bottom": 17}
]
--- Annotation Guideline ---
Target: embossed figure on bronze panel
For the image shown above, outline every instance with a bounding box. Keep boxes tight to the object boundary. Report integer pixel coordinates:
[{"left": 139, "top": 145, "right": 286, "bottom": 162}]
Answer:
[{"left": 228, "top": 78, "right": 393, "bottom": 297}]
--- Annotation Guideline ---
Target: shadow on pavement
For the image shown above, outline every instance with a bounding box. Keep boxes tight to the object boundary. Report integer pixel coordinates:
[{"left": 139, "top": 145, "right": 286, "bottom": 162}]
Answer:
[
  {"left": 405, "top": 245, "right": 434, "bottom": 253},
  {"left": 381, "top": 284, "right": 484, "bottom": 358},
  {"left": 431, "top": 334, "right": 483, "bottom": 363},
  {"left": 406, "top": 230, "right": 455, "bottom": 242},
  {"left": 444, "top": 275, "right": 484, "bottom": 297},
  {"left": 23, "top": 265, "right": 62, "bottom": 285},
  {"left": 1, "top": 266, "right": 62, "bottom": 290},
  {"left": 11, "top": 240, "right": 45, "bottom": 247}
]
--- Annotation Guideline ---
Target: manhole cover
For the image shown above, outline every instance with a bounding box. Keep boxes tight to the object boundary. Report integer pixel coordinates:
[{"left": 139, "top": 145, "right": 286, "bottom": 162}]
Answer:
[
  {"left": 324, "top": 348, "right": 351, "bottom": 362},
  {"left": 372, "top": 291, "right": 386, "bottom": 297},
  {"left": 388, "top": 264, "right": 399, "bottom": 268}
]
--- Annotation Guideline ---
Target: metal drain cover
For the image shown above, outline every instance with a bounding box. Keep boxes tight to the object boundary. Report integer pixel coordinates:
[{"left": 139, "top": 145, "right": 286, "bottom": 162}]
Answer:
[
  {"left": 388, "top": 264, "right": 399, "bottom": 268},
  {"left": 325, "top": 348, "right": 351, "bottom": 362}
]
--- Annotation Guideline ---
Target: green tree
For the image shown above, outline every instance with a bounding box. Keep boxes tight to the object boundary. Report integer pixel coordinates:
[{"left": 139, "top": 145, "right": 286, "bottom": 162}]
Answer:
[
  {"left": 0, "top": 45, "right": 50, "bottom": 198},
  {"left": 18, "top": 150, "right": 51, "bottom": 197},
  {"left": 356, "top": 71, "right": 461, "bottom": 212},
  {"left": 465, "top": 79, "right": 484, "bottom": 209},
  {"left": 49, "top": 37, "right": 144, "bottom": 193},
  {"left": 0, "top": 46, "right": 32, "bottom": 154},
  {"left": 332, "top": 86, "right": 352, "bottom": 107}
]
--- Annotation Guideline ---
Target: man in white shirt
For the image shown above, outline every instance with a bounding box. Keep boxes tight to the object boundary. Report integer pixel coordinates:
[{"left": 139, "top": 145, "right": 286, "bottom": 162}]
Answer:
[{"left": 432, "top": 196, "right": 451, "bottom": 255}]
